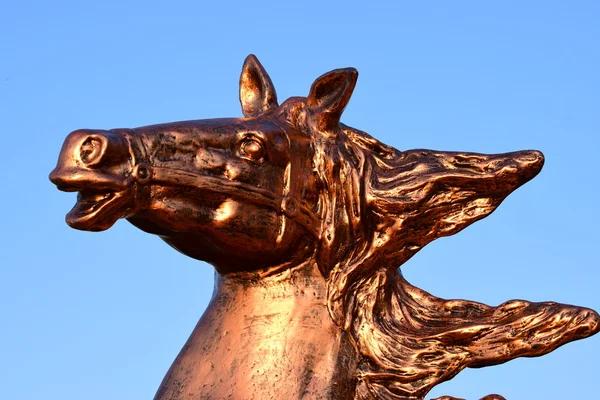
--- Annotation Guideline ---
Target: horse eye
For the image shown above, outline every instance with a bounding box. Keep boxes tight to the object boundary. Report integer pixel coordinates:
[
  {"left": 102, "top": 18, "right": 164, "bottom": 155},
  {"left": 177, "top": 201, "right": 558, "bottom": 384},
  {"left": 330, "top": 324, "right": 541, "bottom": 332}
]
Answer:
[{"left": 240, "top": 138, "right": 265, "bottom": 161}]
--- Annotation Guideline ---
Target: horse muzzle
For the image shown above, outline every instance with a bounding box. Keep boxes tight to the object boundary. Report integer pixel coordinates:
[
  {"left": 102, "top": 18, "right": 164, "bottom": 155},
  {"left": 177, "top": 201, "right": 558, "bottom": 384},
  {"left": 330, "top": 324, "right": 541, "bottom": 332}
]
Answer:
[{"left": 49, "top": 129, "right": 136, "bottom": 231}]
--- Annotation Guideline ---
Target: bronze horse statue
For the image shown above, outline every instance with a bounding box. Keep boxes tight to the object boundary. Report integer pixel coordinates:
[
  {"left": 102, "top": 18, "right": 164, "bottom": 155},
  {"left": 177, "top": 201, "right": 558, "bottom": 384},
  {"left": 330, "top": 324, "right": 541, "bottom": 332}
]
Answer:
[{"left": 50, "top": 55, "right": 599, "bottom": 400}]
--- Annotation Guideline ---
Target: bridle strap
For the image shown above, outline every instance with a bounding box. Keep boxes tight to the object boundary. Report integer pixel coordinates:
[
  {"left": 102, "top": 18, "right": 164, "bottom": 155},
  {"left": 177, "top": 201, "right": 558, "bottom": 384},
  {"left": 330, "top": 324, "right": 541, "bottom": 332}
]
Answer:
[{"left": 119, "top": 129, "right": 321, "bottom": 239}]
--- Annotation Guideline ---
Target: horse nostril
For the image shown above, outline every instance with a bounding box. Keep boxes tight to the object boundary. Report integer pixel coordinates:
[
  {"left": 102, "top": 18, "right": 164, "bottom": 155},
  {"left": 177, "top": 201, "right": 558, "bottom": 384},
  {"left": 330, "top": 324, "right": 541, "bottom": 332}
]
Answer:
[{"left": 80, "top": 136, "right": 107, "bottom": 167}]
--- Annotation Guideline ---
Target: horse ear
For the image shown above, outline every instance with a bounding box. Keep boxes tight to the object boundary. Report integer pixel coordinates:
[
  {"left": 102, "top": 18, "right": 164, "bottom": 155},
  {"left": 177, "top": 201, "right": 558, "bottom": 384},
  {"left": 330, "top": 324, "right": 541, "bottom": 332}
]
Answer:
[
  {"left": 239, "top": 54, "right": 278, "bottom": 118},
  {"left": 306, "top": 68, "right": 358, "bottom": 134}
]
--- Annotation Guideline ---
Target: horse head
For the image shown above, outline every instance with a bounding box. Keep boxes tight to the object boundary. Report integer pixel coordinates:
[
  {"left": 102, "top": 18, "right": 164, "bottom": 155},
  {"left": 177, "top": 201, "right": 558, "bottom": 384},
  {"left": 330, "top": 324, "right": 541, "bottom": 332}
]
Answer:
[
  {"left": 50, "top": 55, "right": 598, "bottom": 400},
  {"left": 49, "top": 56, "right": 325, "bottom": 274}
]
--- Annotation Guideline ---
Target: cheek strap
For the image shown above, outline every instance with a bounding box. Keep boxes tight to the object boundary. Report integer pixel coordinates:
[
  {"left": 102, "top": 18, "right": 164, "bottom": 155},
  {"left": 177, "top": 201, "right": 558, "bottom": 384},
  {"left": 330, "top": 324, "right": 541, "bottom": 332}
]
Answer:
[{"left": 117, "top": 129, "right": 321, "bottom": 239}]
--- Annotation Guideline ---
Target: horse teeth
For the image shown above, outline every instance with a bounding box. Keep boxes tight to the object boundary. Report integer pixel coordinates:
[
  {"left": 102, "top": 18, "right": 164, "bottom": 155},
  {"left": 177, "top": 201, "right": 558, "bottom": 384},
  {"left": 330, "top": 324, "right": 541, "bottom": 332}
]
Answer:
[{"left": 77, "top": 191, "right": 113, "bottom": 204}]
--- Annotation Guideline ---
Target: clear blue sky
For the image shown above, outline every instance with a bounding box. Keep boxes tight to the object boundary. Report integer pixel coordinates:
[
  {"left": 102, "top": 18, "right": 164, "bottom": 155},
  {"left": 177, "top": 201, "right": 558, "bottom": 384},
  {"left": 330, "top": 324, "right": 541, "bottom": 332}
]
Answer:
[{"left": 1, "top": 1, "right": 599, "bottom": 399}]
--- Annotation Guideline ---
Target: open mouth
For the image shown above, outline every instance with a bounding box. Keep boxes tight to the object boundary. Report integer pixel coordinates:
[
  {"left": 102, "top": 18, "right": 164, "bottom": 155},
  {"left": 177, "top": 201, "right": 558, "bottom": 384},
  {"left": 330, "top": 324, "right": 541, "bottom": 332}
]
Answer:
[{"left": 66, "top": 189, "right": 131, "bottom": 231}]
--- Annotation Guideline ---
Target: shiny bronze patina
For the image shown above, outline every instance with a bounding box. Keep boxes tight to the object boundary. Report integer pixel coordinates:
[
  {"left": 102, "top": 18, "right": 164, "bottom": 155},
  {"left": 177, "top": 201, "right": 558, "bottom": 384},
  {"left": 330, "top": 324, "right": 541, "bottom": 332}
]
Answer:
[{"left": 50, "top": 55, "right": 599, "bottom": 400}]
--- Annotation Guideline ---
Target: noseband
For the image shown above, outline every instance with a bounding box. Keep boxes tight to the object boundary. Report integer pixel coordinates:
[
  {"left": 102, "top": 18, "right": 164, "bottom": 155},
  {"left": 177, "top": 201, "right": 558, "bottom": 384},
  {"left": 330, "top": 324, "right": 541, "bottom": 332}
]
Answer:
[{"left": 116, "top": 129, "right": 321, "bottom": 239}]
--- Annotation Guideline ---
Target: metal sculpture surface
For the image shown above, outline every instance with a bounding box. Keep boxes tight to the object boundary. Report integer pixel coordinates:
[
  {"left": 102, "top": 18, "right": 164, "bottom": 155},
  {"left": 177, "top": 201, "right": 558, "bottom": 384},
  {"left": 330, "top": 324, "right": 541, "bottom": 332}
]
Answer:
[{"left": 50, "top": 55, "right": 599, "bottom": 400}]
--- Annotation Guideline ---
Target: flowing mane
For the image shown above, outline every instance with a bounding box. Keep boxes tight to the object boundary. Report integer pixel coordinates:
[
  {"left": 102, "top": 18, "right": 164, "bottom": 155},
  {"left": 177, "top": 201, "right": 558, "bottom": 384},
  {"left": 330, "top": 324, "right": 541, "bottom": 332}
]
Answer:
[
  {"left": 274, "top": 102, "right": 597, "bottom": 398},
  {"left": 322, "top": 126, "right": 593, "bottom": 398}
]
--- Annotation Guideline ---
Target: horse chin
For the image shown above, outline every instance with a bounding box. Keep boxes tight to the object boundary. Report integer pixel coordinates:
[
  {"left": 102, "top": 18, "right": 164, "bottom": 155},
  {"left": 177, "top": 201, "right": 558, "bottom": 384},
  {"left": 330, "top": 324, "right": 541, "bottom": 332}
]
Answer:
[{"left": 66, "top": 189, "right": 131, "bottom": 231}]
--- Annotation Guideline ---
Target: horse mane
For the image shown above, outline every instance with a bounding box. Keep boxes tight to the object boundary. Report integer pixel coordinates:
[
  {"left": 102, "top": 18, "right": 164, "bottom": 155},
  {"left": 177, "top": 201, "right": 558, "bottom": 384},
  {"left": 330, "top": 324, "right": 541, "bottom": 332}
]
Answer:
[
  {"left": 240, "top": 55, "right": 597, "bottom": 398},
  {"left": 311, "top": 126, "right": 591, "bottom": 399},
  {"left": 312, "top": 126, "right": 445, "bottom": 399}
]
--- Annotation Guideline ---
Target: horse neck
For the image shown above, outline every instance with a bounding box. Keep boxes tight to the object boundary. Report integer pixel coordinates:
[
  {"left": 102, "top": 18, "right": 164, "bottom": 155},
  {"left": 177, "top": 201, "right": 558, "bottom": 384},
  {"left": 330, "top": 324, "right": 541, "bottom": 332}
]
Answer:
[{"left": 154, "top": 260, "right": 359, "bottom": 400}]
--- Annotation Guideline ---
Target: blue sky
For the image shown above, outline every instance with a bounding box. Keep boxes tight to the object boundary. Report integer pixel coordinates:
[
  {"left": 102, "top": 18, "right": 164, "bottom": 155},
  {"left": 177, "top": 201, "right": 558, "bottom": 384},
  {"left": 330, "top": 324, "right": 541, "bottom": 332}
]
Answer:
[{"left": 1, "top": 1, "right": 599, "bottom": 399}]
